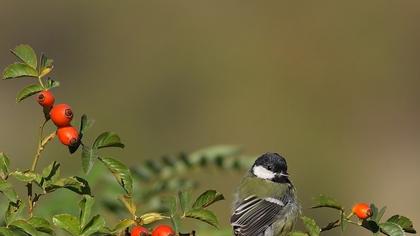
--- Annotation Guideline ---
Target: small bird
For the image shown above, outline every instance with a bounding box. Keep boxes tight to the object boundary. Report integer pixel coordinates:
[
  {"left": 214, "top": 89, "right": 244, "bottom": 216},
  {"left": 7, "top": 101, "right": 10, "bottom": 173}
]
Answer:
[{"left": 231, "top": 152, "right": 300, "bottom": 236}]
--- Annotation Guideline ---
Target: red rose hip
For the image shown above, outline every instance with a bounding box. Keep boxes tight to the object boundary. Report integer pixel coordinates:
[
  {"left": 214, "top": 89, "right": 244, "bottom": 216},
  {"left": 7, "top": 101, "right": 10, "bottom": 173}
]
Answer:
[
  {"left": 131, "top": 226, "right": 149, "bottom": 236},
  {"left": 57, "top": 126, "right": 79, "bottom": 146},
  {"left": 50, "top": 103, "right": 73, "bottom": 127},
  {"left": 37, "top": 90, "right": 55, "bottom": 107},
  {"left": 352, "top": 203, "right": 372, "bottom": 219},
  {"left": 152, "top": 225, "right": 175, "bottom": 236}
]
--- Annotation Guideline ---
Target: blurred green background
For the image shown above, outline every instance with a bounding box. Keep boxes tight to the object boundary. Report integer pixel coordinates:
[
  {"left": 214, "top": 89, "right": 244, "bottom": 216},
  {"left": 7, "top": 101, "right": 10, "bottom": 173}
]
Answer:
[{"left": 1, "top": 1, "right": 419, "bottom": 235}]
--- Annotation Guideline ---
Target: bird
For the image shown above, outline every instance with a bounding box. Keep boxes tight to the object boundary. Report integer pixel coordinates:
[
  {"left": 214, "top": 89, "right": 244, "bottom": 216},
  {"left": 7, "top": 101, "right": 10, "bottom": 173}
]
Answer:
[{"left": 231, "top": 152, "right": 300, "bottom": 236}]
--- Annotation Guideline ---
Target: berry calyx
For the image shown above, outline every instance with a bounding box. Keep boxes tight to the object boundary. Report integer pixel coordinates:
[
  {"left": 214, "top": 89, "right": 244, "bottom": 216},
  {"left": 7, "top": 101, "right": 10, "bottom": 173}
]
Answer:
[
  {"left": 56, "top": 126, "right": 79, "bottom": 146},
  {"left": 352, "top": 203, "right": 372, "bottom": 219},
  {"left": 37, "top": 90, "right": 55, "bottom": 107},
  {"left": 50, "top": 103, "right": 73, "bottom": 127},
  {"left": 151, "top": 225, "right": 175, "bottom": 236},
  {"left": 131, "top": 226, "right": 149, "bottom": 236}
]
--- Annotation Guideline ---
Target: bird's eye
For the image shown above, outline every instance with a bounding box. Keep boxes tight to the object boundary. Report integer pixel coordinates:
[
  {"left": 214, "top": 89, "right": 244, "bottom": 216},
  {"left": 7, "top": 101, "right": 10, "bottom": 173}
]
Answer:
[{"left": 267, "top": 165, "right": 273, "bottom": 171}]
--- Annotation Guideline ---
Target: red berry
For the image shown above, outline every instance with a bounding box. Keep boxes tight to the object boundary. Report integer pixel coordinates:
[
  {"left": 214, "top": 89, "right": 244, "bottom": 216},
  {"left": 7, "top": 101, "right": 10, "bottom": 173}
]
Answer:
[
  {"left": 352, "top": 203, "right": 372, "bottom": 219},
  {"left": 131, "top": 226, "right": 149, "bottom": 236},
  {"left": 37, "top": 90, "right": 55, "bottom": 107},
  {"left": 56, "top": 126, "right": 79, "bottom": 146},
  {"left": 152, "top": 225, "right": 175, "bottom": 236},
  {"left": 50, "top": 103, "right": 73, "bottom": 127}
]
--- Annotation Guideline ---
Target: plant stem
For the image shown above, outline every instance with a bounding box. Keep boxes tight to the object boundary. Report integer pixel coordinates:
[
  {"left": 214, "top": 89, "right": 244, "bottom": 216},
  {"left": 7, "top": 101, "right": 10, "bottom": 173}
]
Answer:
[
  {"left": 37, "top": 76, "right": 45, "bottom": 89},
  {"left": 28, "top": 120, "right": 55, "bottom": 216}
]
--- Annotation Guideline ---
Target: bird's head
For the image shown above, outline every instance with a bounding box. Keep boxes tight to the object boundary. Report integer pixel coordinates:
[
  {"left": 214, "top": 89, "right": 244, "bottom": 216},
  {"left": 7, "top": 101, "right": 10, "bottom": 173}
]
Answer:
[{"left": 251, "top": 152, "right": 290, "bottom": 183}]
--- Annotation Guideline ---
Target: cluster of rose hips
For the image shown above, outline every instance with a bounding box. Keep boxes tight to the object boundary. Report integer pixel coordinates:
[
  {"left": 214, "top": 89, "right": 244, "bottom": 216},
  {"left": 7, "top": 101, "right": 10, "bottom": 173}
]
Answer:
[
  {"left": 131, "top": 225, "right": 175, "bottom": 236},
  {"left": 37, "top": 90, "right": 80, "bottom": 150},
  {"left": 352, "top": 202, "right": 371, "bottom": 219}
]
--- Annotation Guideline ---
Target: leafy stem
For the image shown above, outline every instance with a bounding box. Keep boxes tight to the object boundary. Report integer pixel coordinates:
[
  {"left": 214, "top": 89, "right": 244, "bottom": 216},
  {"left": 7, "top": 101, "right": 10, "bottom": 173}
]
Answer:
[{"left": 27, "top": 119, "right": 55, "bottom": 216}]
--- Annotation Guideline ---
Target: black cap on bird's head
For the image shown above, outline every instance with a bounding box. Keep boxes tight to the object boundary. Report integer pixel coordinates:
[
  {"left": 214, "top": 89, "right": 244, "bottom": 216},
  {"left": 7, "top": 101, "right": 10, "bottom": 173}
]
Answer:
[{"left": 251, "top": 152, "right": 290, "bottom": 183}]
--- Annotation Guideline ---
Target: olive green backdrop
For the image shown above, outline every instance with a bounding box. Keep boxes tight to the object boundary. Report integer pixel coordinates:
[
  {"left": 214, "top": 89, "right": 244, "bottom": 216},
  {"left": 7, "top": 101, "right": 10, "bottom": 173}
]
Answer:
[{"left": 0, "top": 1, "right": 419, "bottom": 235}]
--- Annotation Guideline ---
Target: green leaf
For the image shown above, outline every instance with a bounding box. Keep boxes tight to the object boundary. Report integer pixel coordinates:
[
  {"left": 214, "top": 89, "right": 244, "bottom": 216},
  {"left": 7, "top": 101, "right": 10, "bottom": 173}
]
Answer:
[
  {"left": 387, "top": 215, "right": 416, "bottom": 234},
  {"left": 112, "top": 219, "right": 135, "bottom": 233},
  {"left": 44, "top": 78, "right": 60, "bottom": 90},
  {"left": 179, "top": 191, "right": 191, "bottom": 214},
  {"left": 80, "top": 215, "right": 106, "bottom": 236},
  {"left": 185, "top": 209, "right": 219, "bottom": 228},
  {"left": 301, "top": 216, "right": 321, "bottom": 236},
  {"left": 311, "top": 195, "right": 343, "bottom": 211},
  {"left": 9, "top": 219, "right": 39, "bottom": 236},
  {"left": 11, "top": 44, "right": 37, "bottom": 69},
  {"left": 80, "top": 114, "right": 94, "bottom": 135},
  {"left": 5, "top": 200, "right": 24, "bottom": 226},
  {"left": 362, "top": 220, "right": 380, "bottom": 233},
  {"left": 81, "top": 146, "right": 96, "bottom": 174},
  {"left": 380, "top": 222, "right": 405, "bottom": 236},
  {"left": 3, "top": 63, "right": 38, "bottom": 79},
  {"left": 0, "top": 179, "right": 18, "bottom": 203},
  {"left": 10, "top": 171, "right": 39, "bottom": 183},
  {"left": 0, "top": 152, "right": 10, "bottom": 179},
  {"left": 98, "top": 157, "right": 132, "bottom": 194},
  {"left": 192, "top": 190, "right": 224, "bottom": 209},
  {"left": 53, "top": 214, "right": 80, "bottom": 236},
  {"left": 16, "top": 84, "right": 44, "bottom": 102},
  {"left": 79, "top": 195, "right": 95, "bottom": 228},
  {"left": 41, "top": 161, "right": 61, "bottom": 183},
  {"left": 93, "top": 132, "right": 125, "bottom": 149},
  {"left": 39, "top": 53, "right": 54, "bottom": 77},
  {"left": 0, "top": 227, "right": 14, "bottom": 236},
  {"left": 28, "top": 217, "right": 53, "bottom": 234},
  {"left": 189, "top": 145, "right": 241, "bottom": 165},
  {"left": 46, "top": 176, "right": 91, "bottom": 195}
]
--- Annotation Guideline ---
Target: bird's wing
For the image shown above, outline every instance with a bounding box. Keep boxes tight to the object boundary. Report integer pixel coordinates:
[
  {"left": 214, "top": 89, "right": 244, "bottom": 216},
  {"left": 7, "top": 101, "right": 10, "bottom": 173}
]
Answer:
[{"left": 230, "top": 195, "right": 286, "bottom": 236}]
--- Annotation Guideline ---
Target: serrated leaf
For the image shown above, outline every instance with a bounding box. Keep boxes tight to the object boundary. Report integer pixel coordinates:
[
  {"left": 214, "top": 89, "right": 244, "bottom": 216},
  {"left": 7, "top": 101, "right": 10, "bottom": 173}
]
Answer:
[
  {"left": 5, "top": 200, "right": 24, "bottom": 226},
  {"left": 3, "top": 63, "right": 38, "bottom": 79},
  {"left": 93, "top": 132, "right": 125, "bottom": 149},
  {"left": 0, "top": 153, "right": 10, "bottom": 179},
  {"left": 10, "top": 219, "right": 39, "bottom": 236},
  {"left": 46, "top": 176, "right": 91, "bottom": 195},
  {"left": 311, "top": 195, "right": 343, "bottom": 211},
  {"left": 28, "top": 217, "right": 53, "bottom": 234},
  {"left": 387, "top": 215, "right": 416, "bottom": 234},
  {"left": 163, "top": 195, "right": 179, "bottom": 232},
  {"left": 79, "top": 195, "right": 95, "bottom": 228},
  {"left": 80, "top": 215, "right": 106, "bottom": 236},
  {"left": 11, "top": 44, "right": 37, "bottom": 69},
  {"left": 99, "top": 157, "right": 132, "bottom": 194},
  {"left": 301, "top": 216, "right": 321, "bottom": 236},
  {"left": 185, "top": 209, "right": 219, "bottom": 228},
  {"left": 380, "top": 222, "right": 405, "bottom": 236},
  {"left": 179, "top": 191, "right": 191, "bottom": 214},
  {"left": 112, "top": 219, "right": 135, "bottom": 233},
  {"left": 16, "top": 84, "right": 44, "bottom": 102},
  {"left": 192, "top": 190, "right": 224, "bottom": 209},
  {"left": 10, "top": 171, "right": 39, "bottom": 183},
  {"left": 53, "top": 214, "right": 80, "bottom": 236},
  {"left": 0, "top": 227, "right": 14, "bottom": 236},
  {"left": 0, "top": 179, "right": 18, "bottom": 203},
  {"left": 81, "top": 146, "right": 96, "bottom": 174}
]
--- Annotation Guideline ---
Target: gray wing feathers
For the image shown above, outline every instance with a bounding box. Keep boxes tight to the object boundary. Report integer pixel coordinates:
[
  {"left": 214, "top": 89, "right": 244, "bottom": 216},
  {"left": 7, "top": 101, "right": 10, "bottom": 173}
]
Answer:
[{"left": 231, "top": 196, "right": 284, "bottom": 236}]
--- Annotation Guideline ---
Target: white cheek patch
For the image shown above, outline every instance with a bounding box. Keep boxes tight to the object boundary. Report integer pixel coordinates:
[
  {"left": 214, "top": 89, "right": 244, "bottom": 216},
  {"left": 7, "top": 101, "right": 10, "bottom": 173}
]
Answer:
[{"left": 252, "top": 165, "right": 275, "bottom": 180}]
